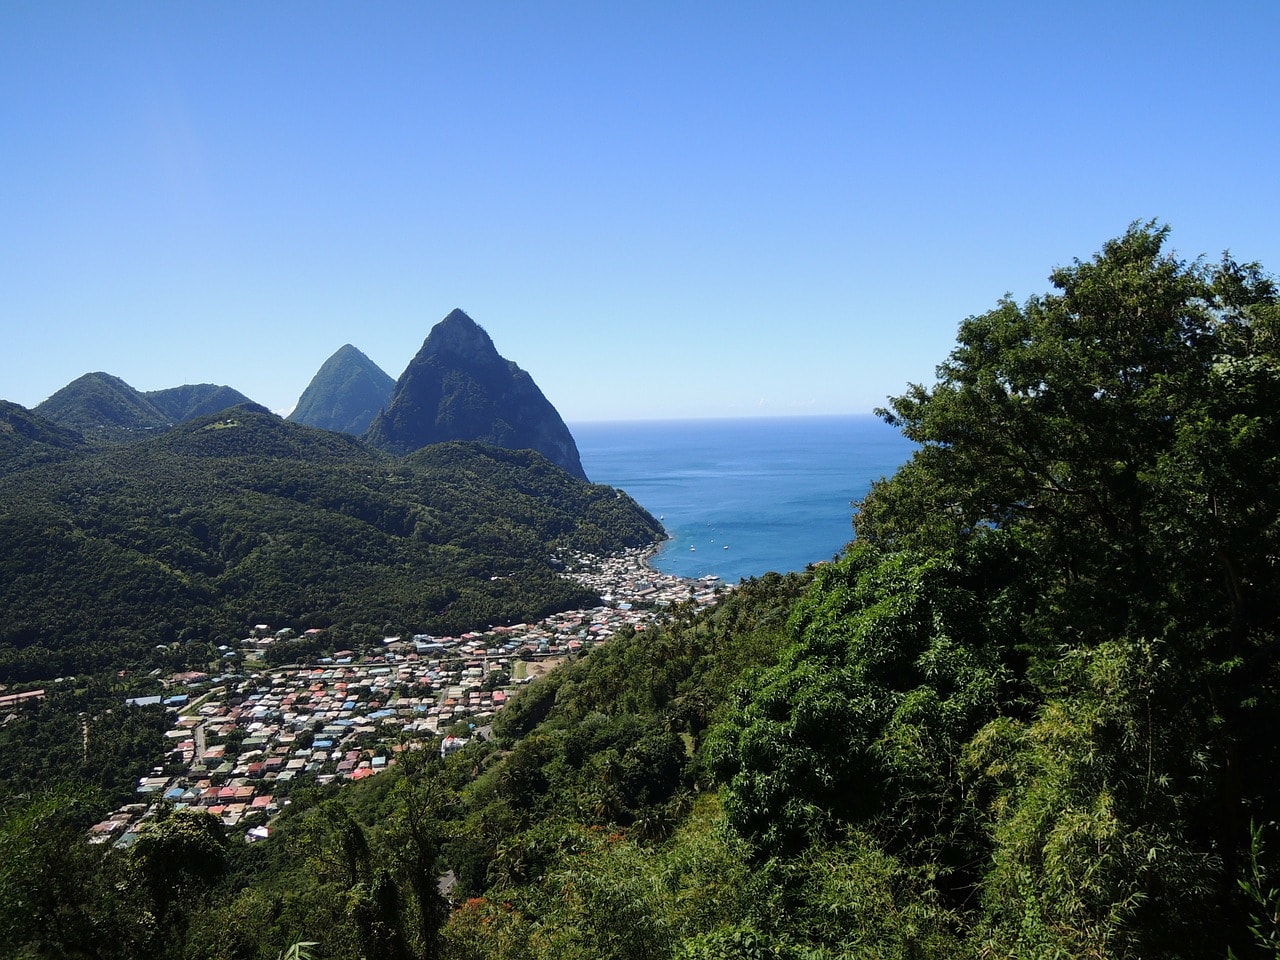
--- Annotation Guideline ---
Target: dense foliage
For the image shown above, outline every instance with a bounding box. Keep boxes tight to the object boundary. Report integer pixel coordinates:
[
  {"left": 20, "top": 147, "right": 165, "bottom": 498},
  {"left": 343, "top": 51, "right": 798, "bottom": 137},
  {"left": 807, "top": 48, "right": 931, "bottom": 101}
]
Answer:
[
  {"left": 4, "top": 223, "right": 1279, "bottom": 959},
  {"left": 0, "top": 680, "right": 171, "bottom": 809},
  {"left": 712, "top": 222, "right": 1280, "bottom": 956},
  {"left": 0, "top": 399, "right": 86, "bottom": 473},
  {"left": 0, "top": 408, "right": 661, "bottom": 684}
]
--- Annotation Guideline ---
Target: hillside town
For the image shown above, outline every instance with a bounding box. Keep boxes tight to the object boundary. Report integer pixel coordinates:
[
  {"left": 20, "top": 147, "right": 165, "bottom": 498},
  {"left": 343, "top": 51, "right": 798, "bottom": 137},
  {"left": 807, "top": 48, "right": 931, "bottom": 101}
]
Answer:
[{"left": 90, "top": 549, "right": 725, "bottom": 847}]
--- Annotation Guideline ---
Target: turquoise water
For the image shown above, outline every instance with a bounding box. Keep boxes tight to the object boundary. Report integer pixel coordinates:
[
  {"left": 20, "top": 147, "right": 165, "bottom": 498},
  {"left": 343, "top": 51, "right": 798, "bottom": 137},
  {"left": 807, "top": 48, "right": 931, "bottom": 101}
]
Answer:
[{"left": 571, "top": 415, "right": 916, "bottom": 583}]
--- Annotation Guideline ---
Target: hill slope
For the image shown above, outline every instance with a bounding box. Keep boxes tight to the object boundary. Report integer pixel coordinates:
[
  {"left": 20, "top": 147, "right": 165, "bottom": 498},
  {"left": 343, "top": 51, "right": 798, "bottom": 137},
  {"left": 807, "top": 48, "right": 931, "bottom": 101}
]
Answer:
[
  {"left": 0, "top": 407, "right": 661, "bottom": 683},
  {"left": 0, "top": 400, "right": 86, "bottom": 475},
  {"left": 145, "top": 383, "right": 254, "bottom": 422},
  {"left": 35, "top": 372, "right": 171, "bottom": 439},
  {"left": 365, "top": 309, "right": 588, "bottom": 480},
  {"left": 288, "top": 343, "right": 395, "bottom": 435},
  {"left": 35, "top": 373, "right": 257, "bottom": 441}
]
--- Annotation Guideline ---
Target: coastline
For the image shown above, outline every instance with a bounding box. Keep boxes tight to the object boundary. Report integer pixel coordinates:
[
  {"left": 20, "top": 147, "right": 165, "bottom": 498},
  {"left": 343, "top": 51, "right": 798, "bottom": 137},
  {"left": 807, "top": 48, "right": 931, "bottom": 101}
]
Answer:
[
  {"left": 89, "top": 546, "right": 724, "bottom": 847},
  {"left": 565, "top": 543, "right": 724, "bottom": 606},
  {"left": 575, "top": 414, "right": 915, "bottom": 583},
  {"left": 636, "top": 534, "right": 729, "bottom": 589},
  {"left": 638, "top": 534, "right": 670, "bottom": 573}
]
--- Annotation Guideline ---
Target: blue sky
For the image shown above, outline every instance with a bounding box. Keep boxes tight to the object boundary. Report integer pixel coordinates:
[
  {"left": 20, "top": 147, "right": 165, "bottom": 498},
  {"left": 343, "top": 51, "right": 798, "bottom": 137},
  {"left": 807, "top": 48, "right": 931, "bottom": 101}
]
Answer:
[{"left": 3, "top": 2, "right": 1278, "bottom": 422}]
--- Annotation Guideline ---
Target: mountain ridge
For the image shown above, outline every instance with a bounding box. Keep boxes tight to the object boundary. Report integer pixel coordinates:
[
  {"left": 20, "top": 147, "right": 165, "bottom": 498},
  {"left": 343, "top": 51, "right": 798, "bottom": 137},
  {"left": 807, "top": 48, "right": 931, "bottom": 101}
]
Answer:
[
  {"left": 35, "top": 371, "right": 173, "bottom": 438},
  {"left": 34, "top": 373, "right": 255, "bottom": 441},
  {"left": 0, "top": 399, "right": 87, "bottom": 474},
  {"left": 145, "top": 383, "right": 254, "bottom": 422}
]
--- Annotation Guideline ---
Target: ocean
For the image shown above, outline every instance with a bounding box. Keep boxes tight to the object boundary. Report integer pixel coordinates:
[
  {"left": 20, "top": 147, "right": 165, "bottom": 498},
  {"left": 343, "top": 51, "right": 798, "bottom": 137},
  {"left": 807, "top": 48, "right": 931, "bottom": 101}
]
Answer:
[{"left": 571, "top": 415, "right": 917, "bottom": 583}]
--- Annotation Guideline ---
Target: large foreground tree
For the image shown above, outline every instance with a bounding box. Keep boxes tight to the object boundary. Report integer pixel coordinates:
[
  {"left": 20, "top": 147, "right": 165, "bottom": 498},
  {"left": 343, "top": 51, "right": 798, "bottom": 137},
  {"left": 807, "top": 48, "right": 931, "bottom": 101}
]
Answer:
[{"left": 715, "top": 222, "right": 1280, "bottom": 957}]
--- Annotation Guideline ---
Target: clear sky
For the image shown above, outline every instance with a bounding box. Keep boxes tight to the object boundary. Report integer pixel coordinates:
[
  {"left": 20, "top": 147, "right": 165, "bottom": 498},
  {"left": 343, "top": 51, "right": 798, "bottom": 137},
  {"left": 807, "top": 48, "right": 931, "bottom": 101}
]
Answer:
[{"left": 3, "top": 2, "right": 1278, "bottom": 422}]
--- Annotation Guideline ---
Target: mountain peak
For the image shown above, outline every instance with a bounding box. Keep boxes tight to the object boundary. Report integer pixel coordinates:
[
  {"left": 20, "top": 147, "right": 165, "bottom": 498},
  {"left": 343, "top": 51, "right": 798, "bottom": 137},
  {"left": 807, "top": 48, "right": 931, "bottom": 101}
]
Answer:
[
  {"left": 365, "top": 310, "right": 587, "bottom": 480},
  {"left": 426, "top": 309, "right": 498, "bottom": 359},
  {"left": 288, "top": 344, "right": 395, "bottom": 436}
]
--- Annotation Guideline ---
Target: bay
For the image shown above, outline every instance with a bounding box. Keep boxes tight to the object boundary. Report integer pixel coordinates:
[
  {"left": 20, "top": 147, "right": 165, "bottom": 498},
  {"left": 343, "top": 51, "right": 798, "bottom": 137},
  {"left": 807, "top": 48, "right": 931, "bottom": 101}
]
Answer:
[{"left": 571, "top": 415, "right": 916, "bottom": 583}]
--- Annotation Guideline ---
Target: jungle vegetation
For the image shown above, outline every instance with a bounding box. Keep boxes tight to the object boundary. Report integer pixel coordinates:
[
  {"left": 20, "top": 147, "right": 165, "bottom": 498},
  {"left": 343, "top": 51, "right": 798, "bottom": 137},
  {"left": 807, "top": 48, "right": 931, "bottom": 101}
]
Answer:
[
  {"left": 0, "top": 408, "right": 662, "bottom": 686},
  {"left": 3, "top": 223, "right": 1279, "bottom": 959}
]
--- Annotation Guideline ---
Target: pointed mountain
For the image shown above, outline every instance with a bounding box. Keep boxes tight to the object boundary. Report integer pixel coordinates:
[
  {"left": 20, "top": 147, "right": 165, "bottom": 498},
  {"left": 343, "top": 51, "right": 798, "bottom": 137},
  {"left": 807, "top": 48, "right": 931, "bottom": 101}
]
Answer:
[
  {"left": 145, "top": 383, "right": 254, "bottom": 422},
  {"left": 288, "top": 344, "right": 395, "bottom": 436},
  {"left": 365, "top": 309, "right": 588, "bottom": 480},
  {"left": 35, "top": 372, "right": 170, "bottom": 440}
]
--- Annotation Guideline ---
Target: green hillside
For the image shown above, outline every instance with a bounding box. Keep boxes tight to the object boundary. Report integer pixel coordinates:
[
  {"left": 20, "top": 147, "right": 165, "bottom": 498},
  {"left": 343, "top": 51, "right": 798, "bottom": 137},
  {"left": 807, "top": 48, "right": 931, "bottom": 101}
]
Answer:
[
  {"left": 0, "top": 406, "right": 661, "bottom": 683},
  {"left": 34, "top": 372, "right": 257, "bottom": 442},
  {"left": 145, "top": 383, "right": 255, "bottom": 422},
  {"left": 0, "top": 399, "right": 86, "bottom": 474},
  {"left": 35, "top": 371, "right": 172, "bottom": 439}
]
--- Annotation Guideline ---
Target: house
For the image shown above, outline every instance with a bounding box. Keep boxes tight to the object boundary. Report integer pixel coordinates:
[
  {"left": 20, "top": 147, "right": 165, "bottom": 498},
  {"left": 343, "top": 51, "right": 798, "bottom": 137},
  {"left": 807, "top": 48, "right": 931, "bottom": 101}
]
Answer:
[{"left": 440, "top": 735, "right": 469, "bottom": 758}]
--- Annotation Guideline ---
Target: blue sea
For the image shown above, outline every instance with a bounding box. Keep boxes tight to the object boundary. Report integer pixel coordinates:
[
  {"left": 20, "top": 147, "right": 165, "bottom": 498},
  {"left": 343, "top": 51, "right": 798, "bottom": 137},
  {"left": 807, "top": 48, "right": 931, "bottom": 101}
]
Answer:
[{"left": 571, "top": 415, "right": 917, "bottom": 583}]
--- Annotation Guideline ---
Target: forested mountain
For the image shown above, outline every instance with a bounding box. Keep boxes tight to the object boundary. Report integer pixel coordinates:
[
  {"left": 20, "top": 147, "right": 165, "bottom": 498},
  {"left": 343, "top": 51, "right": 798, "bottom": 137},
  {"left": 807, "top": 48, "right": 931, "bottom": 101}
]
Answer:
[
  {"left": 365, "top": 309, "right": 588, "bottom": 480},
  {"left": 35, "top": 371, "right": 174, "bottom": 438},
  {"left": 288, "top": 343, "right": 396, "bottom": 435},
  {"left": 0, "top": 405, "right": 661, "bottom": 684},
  {"left": 4, "top": 224, "right": 1280, "bottom": 960},
  {"left": 33, "top": 372, "right": 254, "bottom": 441},
  {"left": 145, "top": 383, "right": 255, "bottom": 422}
]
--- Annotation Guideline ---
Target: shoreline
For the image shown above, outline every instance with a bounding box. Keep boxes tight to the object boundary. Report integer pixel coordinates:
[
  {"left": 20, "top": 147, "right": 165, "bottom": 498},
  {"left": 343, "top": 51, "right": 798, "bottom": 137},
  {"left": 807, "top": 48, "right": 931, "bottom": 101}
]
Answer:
[
  {"left": 565, "top": 543, "right": 726, "bottom": 605},
  {"left": 637, "top": 533, "right": 741, "bottom": 588},
  {"left": 91, "top": 546, "right": 726, "bottom": 848},
  {"left": 638, "top": 535, "right": 669, "bottom": 574}
]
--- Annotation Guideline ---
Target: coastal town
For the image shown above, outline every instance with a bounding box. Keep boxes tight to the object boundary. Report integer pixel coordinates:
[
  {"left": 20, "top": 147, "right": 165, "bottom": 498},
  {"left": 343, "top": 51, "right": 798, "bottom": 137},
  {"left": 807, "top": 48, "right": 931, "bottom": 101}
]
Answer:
[{"left": 89, "top": 549, "right": 726, "bottom": 847}]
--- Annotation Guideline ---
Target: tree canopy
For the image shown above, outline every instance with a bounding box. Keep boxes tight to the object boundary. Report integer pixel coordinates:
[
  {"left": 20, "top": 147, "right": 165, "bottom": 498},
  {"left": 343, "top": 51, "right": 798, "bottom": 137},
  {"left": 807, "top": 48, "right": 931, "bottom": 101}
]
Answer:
[
  {"left": 0, "top": 409, "right": 662, "bottom": 683},
  {"left": 715, "top": 221, "right": 1280, "bottom": 956}
]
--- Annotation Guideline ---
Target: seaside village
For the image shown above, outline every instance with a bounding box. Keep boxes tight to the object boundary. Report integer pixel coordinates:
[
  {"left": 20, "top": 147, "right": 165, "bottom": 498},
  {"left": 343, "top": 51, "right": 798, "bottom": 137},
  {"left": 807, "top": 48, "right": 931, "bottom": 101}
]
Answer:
[{"left": 89, "top": 549, "right": 725, "bottom": 847}]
